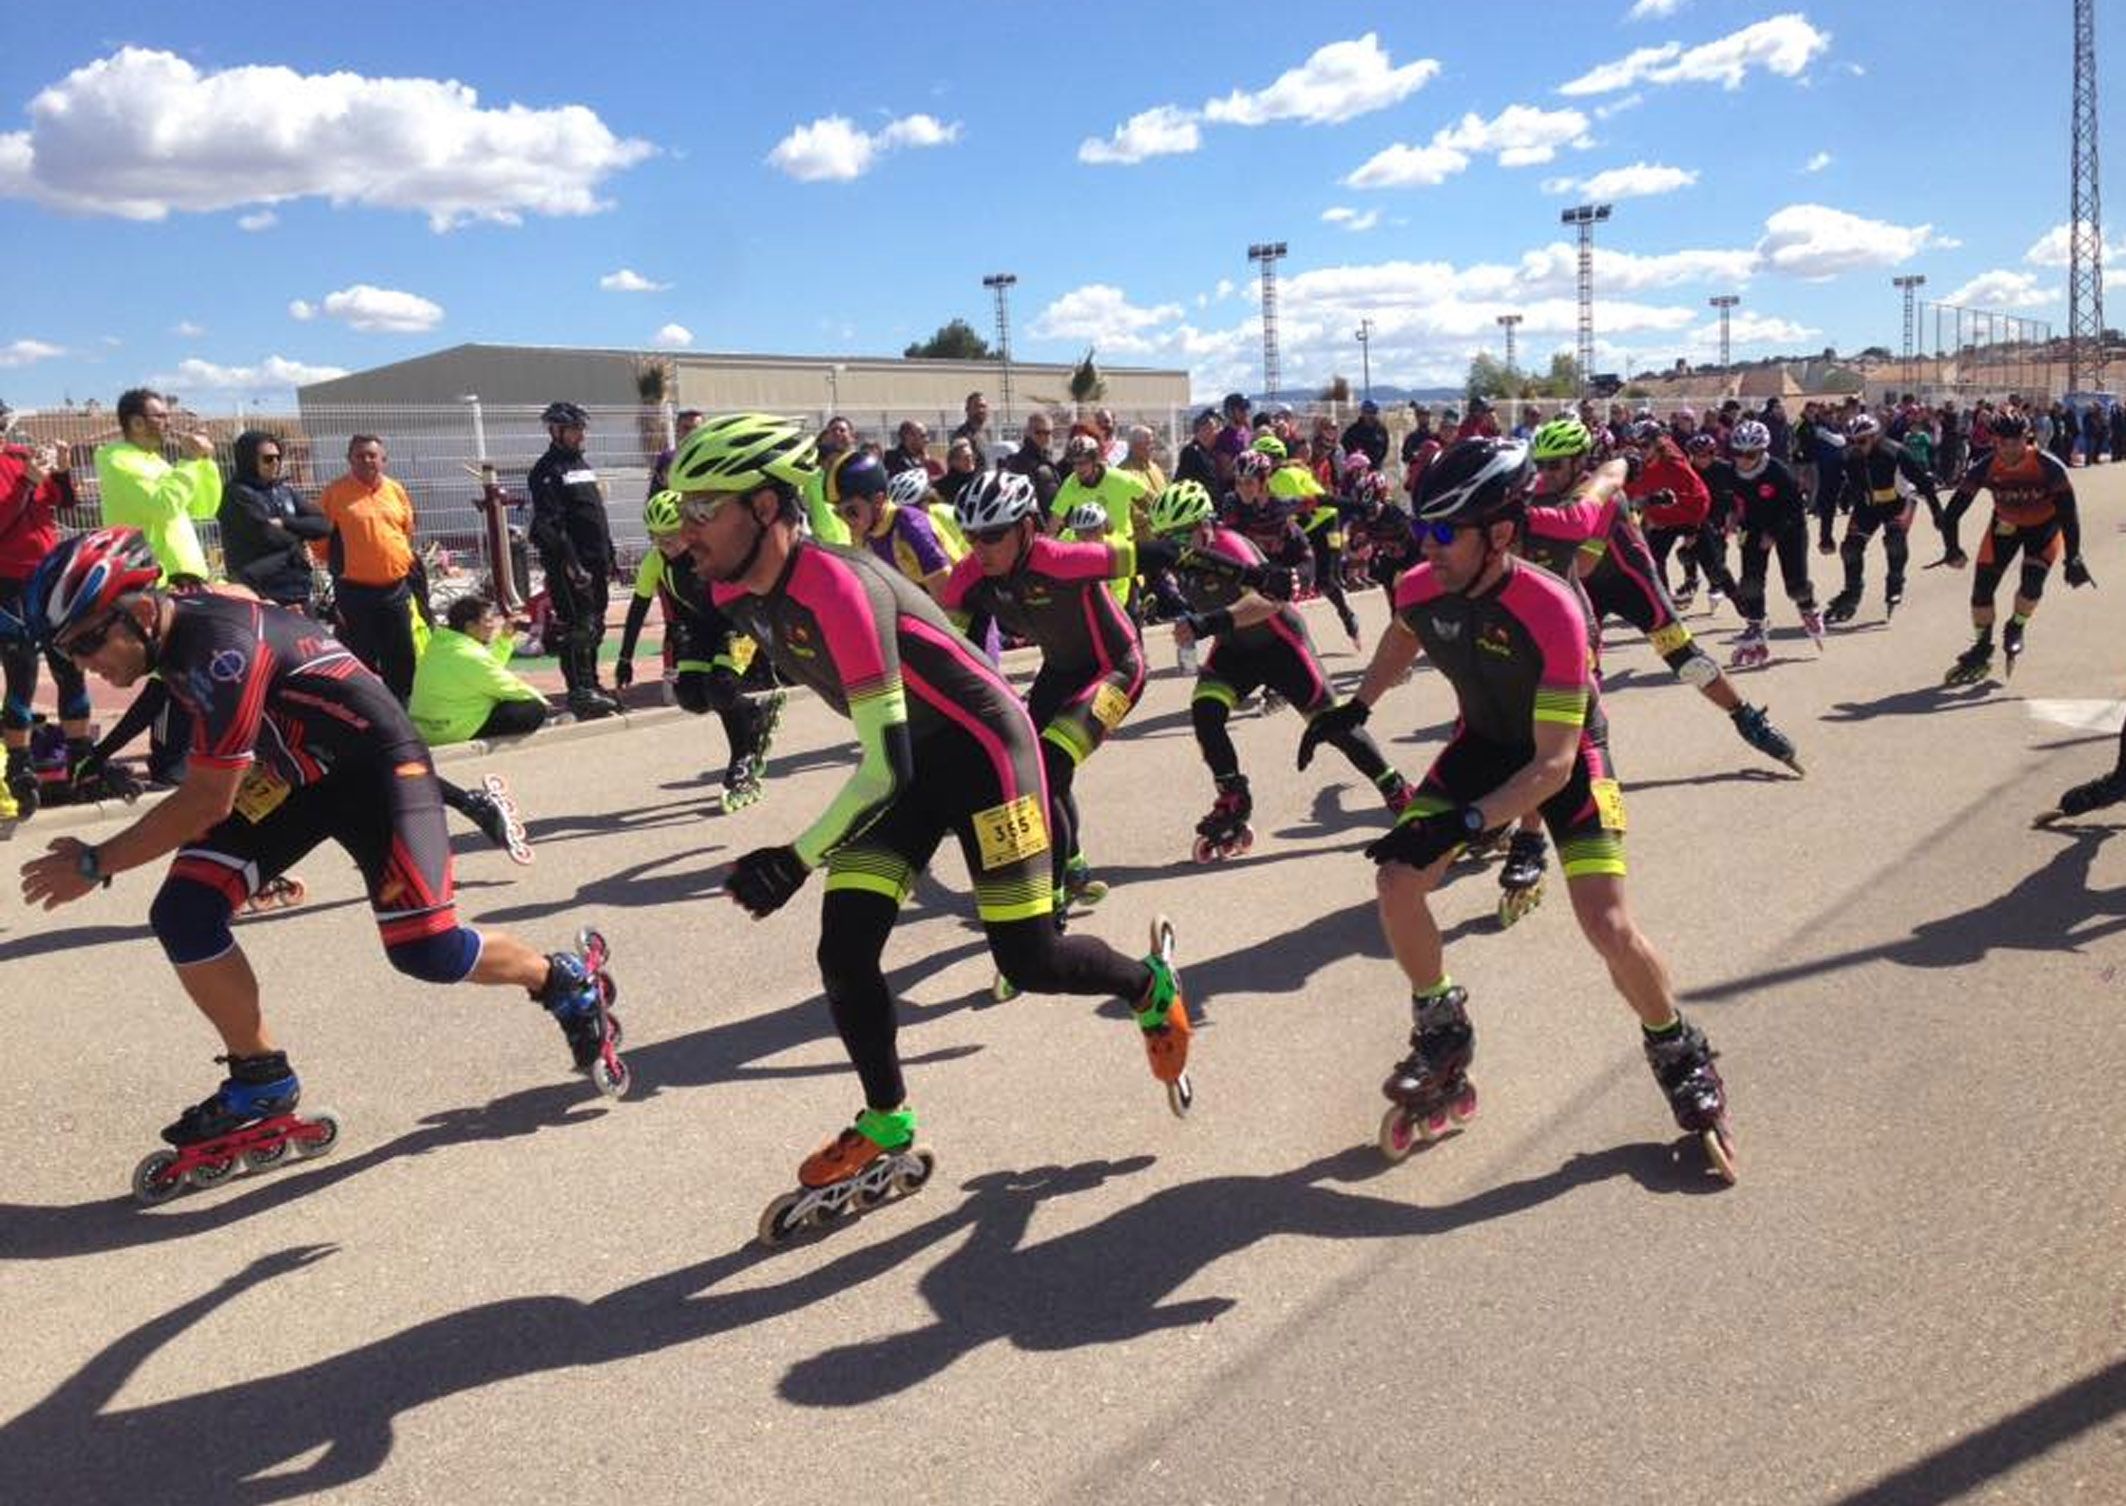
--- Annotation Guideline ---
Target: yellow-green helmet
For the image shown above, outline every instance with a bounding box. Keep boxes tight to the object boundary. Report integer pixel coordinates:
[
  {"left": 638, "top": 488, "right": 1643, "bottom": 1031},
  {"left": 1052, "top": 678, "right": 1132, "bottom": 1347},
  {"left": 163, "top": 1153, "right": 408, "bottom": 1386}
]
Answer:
[
  {"left": 1250, "top": 433, "right": 1288, "bottom": 459},
  {"left": 1530, "top": 416, "right": 1593, "bottom": 463},
  {"left": 1149, "top": 478, "right": 1216, "bottom": 537},
  {"left": 644, "top": 489, "right": 684, "bottom": 535},
  {"left": 667, "top": 412, "right": 819, "bottom": 496}
]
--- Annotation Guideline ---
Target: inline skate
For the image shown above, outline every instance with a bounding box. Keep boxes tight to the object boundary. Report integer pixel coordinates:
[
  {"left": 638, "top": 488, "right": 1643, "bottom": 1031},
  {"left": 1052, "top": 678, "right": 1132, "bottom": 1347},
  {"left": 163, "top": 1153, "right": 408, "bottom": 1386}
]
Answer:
[
  {"left": 1943, "top": 638, "right": 1993, "bottom": 687},
  {"left": 1379, "top": 985, "right": 1477, "bottom": 1162},
  {"left": 1821, "top": 588, "right": 1861, "bottom": 626},
  {"left": 1191, "top": 774, "right": 1254, "bottom": 862},
  {"left": 1496, "top": 829, "right": 1549, "bottom": 929},
  {"left": 1800, "top": 606, "right": 1826, "bottom": 654},
  {"left": 2002, "top": 619, "right": 2026, "bottom": 680},
  {"left": 758, "top": 1105, "right": 937, "bottom": 1248},
  {"left": 131, "top": 1051, "right": 342, "bottom": 1205},
  {"left": 537, "top": 928, "right": 630, "bottom": 1097},
  {"left": 1063, "top": 854, "right": 1108, "bottom": 909},
  {"left": 2036, "top": 771, "right": 2126, "bottom": 826},
  {"left": 1137, "top": 914, "right": 1192, "bottom": 1116},
  {"left": 1732, "top": 703, "right": 1803, "bottom": 775},
  {"left": 1727, "top": 622, "right": 1770, "bottom": 670},
  {"left": 465, "top": 774, "right": 535, "bottom": 865},
  {"left": 720, "top": 752, "right": 765, "bottom": 813},
  {"left": 1642, "top": 1016, "right": 1737, "bottom": 1183}
]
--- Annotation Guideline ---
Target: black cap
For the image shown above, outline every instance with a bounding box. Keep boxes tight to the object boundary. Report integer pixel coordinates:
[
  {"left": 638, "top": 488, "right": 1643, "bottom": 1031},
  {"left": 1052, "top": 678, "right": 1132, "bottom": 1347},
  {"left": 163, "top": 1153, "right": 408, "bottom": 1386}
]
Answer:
[{"left": 1222, "top": 392, "right": 1249, "bottom": 413}]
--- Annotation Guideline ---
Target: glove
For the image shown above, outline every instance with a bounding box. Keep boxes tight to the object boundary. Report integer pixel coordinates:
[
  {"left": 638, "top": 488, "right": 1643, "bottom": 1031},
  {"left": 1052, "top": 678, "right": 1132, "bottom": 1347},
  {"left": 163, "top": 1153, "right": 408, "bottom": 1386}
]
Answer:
[
  {"left": 1644, "top": 488, "right": 1675, "bottom": 511},
  {"left": 1183, "top": 607, "right": 1235, "bottom": 642},
  {"left": 2066, "top": 555, "right": 2095, "bottom": 588},
  {"left": 1133, "top": 537, "right": 1181, "bottom": 575},
  {"left": 613, "top": 658, "right": 634, "bottom": 689},
  {"left": 1255, "top": 564, "right": 1297, "bottom": 601},
  {"left": 727, "top": 844, "right": 810, "bottom": 918},
  {"left": 1363, "top": 807, "right": 1473, "bottom": 870},
  {"left": 1296, "top": 698, "right": 1369, "bottom": 771}
]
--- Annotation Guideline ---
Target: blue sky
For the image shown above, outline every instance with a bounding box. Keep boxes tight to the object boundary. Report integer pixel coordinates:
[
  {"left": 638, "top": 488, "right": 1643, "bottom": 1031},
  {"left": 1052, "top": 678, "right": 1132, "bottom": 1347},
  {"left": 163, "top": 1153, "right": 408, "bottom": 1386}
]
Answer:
[{"left": 2, "top": 2, "right": 2117, "bottom": 410}]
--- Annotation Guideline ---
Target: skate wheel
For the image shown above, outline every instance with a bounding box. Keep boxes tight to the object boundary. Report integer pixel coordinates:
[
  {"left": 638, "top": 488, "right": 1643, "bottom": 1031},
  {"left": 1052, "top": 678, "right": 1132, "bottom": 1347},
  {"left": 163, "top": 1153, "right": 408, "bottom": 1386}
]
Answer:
[
  {"left": 186, "top": 1155, "right": 237, "bottom": 1190},
  {"left": 604, "top": 1010, "right": 624, "bottom": 1048},
  {"left": 597, "top": 970, "right": 620, "bottom": 1009},
  {"left": 131, "top": 1149, "right": 185, "bottom": 1206},
  {"left": 892, "top": 1147, "right": 938, "bottom": 1196},
  {"left": 591, "top": 1054, "right": 631, "bottom": 1100},
  {"left": 1191, "top": 836, "right": 1217, "bottom": 864},
  {"left": 243, "top": 1138, "right": 291, "bottom": 1171},
  {"left": 757, "top": 1190, "right": 806, "bottom": 1248},
  {"left": 576, "top": 926, "right": 609, "bottom": 965},
  {"left": 1235, "top": 825, "right": 1255, "bottom": 855},
  {"left": 1449, "top": 1082, "right": 1480, "bottom": 1127},
  {"left": 1151, "top": 915, "right": 1176, "bottom": 965},
  {"left": 1166, "top": 1073, "right": 1193, "bottom": 1118},
  {"left": 291, "top": 1110, "right": 341, "bottom": 1159},
  {"left": 1378, "top": 1105, "right": 1419, "bottom": 1163},
  {"left": 1702, "top": 1119, "right": 1738, "bottom": 1184}
]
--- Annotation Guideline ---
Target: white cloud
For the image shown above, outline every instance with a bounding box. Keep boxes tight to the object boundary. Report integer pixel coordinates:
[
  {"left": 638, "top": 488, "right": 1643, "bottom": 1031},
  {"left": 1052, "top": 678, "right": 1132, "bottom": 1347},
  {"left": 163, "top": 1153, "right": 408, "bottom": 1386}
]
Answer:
[
  {"left": 1078, "top": 106, "right": 1202, "bottom": 165},
  {"left": 766, "top": 112, "right": 960, "bottom": 181},
  {"left": 1628, "top": 0, "right": 1688, "bottom": 18},
  {"left": 237, "top": 209, "right": 276, "bottom": 231},
  {"left": 1214, "top": 277, "right": 1238, "bottom": 300},
  {"left": 287, "top": 284, "right": 444, "bottom": 332},
  {"left": 600, "top": 267, "right": 670, "bottom": 293},
  {"left": 1203, "top": 34, "right": 1440, "bottom": 127},
  {"left": 1943, "top": 270, "right": 2059, "bottom": 308},
  {"left": 171, "top": 320, "right": 207, "bottom": 338},
  {"left": 1347, "top": 104, "right": 1590, "bottom": 188},
  {"left": 1559, "top": 15, "right": 1831, "bottom": 96},
  {"left": 651, "top": 323, "right": 694, "bottom": 348},
  {"left": 1542, "top": 162, "right": 1698, "bottom": 200},
  {"left": 1689, "top": 311, "right": 1818, "bottom": 348},
  {"left": 1321, "top": 206, "right": 1382, "bottom": 232},
  {"left": 0, "top": 339, "right": 65, "bottom": 368},
  {"left": 1804, "top": 151, "right": 1833, "bottom": 173},
  {"left": 2024, "top": 221, "right": 2126, "bottom": 267},
  {"left": 1594, "top": 93, "right": 1645, "bottom": 120},
  {"left": 1030, "top": 285, "right": 1186, "bottom": 354},
  {"left": 157, "top": 355, "right": 349, "bottom": 391},
  {"left": 1755, "top": 203, "right": 1946, "bottom": 279},
  {"left": 0, "top": 47, "right": 653, "bottom": 230}
]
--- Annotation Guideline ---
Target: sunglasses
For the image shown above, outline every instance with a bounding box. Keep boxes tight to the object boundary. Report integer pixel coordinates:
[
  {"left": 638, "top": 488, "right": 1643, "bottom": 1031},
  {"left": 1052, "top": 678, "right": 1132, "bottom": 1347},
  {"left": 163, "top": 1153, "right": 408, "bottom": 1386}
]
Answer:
[
  {"left": 1418, "top": 521, "right": 1461, "bottom": 545},
  {"left": 1534, "top": 458, "right": 1576, "bottom": 474},
  {"left": 58, "top": 612, "right": 121, "bottom": 660},
  {"left": 679, "top": 493, "right": 740, "bottom": 525},
  {"left": 257, "top": 452, "right": 283, "bottom": 465},
  {"left": 968, "top": 524, "right": 1018, "bottom": 546}
]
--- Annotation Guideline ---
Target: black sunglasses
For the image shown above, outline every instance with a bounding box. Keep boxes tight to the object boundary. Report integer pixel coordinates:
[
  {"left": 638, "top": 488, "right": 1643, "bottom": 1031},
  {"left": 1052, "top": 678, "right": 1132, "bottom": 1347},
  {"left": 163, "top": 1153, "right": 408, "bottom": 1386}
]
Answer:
[{"left": 968, "top": 524, "right": 1018, "bottom": 546}]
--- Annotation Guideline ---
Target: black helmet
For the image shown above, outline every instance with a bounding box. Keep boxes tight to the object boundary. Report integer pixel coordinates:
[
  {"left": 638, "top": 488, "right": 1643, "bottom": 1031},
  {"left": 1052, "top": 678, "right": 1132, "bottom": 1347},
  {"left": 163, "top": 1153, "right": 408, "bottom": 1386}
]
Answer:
[
  {"left": 1990, "top": 412, "right": 2031, "bottom": 440},
  {"left": 1415, "top": 439, "right": 1531, "bottom": 527},
  {"left": 541, "top": 401, "right": 589, "bottom": 428}
]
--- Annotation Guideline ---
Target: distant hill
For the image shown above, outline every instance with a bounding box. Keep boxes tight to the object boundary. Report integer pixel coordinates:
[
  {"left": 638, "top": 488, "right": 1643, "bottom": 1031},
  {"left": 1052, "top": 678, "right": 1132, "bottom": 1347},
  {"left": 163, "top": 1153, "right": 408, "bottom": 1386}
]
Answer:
[{"left": 1198, "top": 385, "right": 1464, "bottom": 409}]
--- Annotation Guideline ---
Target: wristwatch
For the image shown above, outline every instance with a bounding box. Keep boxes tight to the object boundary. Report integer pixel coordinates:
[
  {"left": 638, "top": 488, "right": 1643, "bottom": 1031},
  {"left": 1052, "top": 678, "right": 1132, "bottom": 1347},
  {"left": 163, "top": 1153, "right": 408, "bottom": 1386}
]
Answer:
[
  {"left": 75, "top": 843, "right": 112, "bottom": 890},
  {"left": 1459, "top": 806, "right": 1487, "bottom": 835}
]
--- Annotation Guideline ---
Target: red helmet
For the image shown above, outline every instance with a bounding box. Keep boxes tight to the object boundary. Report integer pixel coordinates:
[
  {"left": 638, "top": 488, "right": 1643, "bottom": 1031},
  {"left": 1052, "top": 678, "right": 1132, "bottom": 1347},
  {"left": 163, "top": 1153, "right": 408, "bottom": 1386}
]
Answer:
[{"left": 24, "top": 528, "right": 161, "bottom": 646}]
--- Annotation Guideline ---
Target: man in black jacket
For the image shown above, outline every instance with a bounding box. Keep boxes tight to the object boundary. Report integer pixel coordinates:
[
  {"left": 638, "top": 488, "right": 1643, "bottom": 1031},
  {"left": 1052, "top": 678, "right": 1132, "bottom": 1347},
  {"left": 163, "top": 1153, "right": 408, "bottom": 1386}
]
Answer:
[
  {"left": 218, "top": 430, "right": 329, "bottom": 611},
  {"left": 1339, "top": 400, "right": 1390, "bottom": 470},
  {"left": 527, "top": 401, "right": 619, "bottom": 719}
]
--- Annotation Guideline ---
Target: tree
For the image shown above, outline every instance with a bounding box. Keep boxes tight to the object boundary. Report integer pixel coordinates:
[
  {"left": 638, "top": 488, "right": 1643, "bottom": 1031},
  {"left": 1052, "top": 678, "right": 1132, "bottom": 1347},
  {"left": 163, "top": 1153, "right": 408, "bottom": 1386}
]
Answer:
[
  {"left": 905, "top": 319, "right": 992, "bottom": 360},
  {"left": 1068, "top": 348, "right": 1106, "bottom": 406},
  {"left": 1465, "top": 352, "right": 1513, "bottom": 401},
  {"left": 1525, "top": 349, "right": 1581, "bottom": 400},
  {"left": 1856, "top": 344, "right": 1893, "bottom": 362},
  {"left": 1320, "top": 374, "right": 1352, "bottom": 403}
]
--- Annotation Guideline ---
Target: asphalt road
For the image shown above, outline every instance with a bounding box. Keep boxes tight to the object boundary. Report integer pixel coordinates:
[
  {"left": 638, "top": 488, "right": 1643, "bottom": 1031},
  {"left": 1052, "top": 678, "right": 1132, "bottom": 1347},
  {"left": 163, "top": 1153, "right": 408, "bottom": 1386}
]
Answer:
[{"left": 3, "top": 469, "right": 2124, "bottom": 1506}]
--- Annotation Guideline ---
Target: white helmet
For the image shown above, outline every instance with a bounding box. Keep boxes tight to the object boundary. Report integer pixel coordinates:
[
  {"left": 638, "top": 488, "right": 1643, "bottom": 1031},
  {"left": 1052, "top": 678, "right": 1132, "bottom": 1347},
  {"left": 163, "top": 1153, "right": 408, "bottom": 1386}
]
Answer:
[
  {"left": 1064, "top": 502, "right": 1108, "bottom": 535},
  {"left": 1729, "top": 419, "right": 1771, "bottom": 452},
  {"left": 887, "top": 468, "right": 932, "bottom": 509},
  {"left": 954, "top": 469, "right": 1039, "bottom": 533}
]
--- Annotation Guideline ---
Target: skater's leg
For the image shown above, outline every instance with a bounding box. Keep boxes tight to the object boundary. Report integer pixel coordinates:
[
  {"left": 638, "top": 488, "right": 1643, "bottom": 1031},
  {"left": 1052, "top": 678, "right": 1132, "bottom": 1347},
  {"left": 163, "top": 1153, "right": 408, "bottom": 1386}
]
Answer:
[
  {"left": 1836, "top": 528, "right": 1868, "bottom": 601},
  {"left": 1562, "top": 871, "right": 1679, "bottom": 1030},
  {"left": 1376, "top": 850, "right": 1454, "bottom": 991},
  {"left": 1734, "top": 537, "right": 1771, "bottom": 625},
  {"left": 1882, "top": 522, "right": 1911, "bottom": 605},
  {"left": 1037, "top": 733, "right": 1080, "bottom": 903},
  {"left": 1190, "top": 688, "right": 1242, "bottom": 782},
  {"left": 984, "top": 914, "right": 1152, "bottom": 1002},
  {"left": 150, "top": 877, "right": 274, "bottom": 1055},
  {"left": 1773, "top": 521, "right": 1816, "bottom": 613},
  {"left": 817, "top": 889, "right": 908, "bottom": 1109}
]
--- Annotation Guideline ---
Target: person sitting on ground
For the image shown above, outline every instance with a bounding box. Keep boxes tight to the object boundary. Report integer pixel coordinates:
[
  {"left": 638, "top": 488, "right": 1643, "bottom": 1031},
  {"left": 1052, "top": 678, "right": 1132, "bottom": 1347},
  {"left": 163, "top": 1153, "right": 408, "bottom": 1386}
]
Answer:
[{"left": 410, "top": 595, "right": 552, "bottom": 747}]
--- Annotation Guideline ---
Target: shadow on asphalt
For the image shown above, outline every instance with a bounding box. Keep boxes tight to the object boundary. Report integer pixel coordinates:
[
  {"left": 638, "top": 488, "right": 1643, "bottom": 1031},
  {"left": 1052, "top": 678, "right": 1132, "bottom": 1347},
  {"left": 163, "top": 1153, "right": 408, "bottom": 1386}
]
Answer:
[
  {"left": 1623, "top": 766, "right": 1792, "bottom": 796},
  {"left": 1685, "top": 824, "right": 2124, "bottom": 1004},
  {"left": 0, "top": 1140, "right": 1716, "bottom": 1502},
  {"left": 1820, "top": 682, "right": 1999, "bottom": 722}
]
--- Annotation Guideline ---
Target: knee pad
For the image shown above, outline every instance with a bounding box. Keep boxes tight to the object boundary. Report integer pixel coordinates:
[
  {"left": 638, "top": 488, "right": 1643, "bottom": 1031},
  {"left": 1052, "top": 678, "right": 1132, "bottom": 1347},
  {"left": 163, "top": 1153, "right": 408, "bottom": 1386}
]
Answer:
[
  {"left": 150, "top": 878, "right": 236, "bottom": 967},
  {"left": 672, "top": 673, "right": 712, "bottom": 715},
  {"left": 384, "top": 925, "right": 482, "bottom": 984},
  {"left": 2019, "top": 561, "right": 2050, "bottom": 602},
  {"left": 1676, "top": 647, "right": 1721, "bottom": 688}
]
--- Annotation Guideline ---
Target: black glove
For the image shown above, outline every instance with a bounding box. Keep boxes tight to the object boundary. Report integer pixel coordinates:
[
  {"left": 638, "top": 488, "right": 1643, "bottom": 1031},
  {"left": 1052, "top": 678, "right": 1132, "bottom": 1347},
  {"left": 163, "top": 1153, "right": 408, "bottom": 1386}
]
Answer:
[
  {"left": 1133, "top": 537, "right": 1181, "bottom": 575},
  {"left": 727, "top": 844, "right": 810, "bottom": 918},
  {"left": 2066, "top": 555, "right": 2095, "bottom": 588},
  {"left": 613, "top": 657, "right": 634, "bottom": 689},
  {"left": 1183, "top": 607, "right": 1235, "bottom": 642},
  {"left": 1363, "top": 807, "right": 1473, "bottom": 870},
  {"left": 1644, "top": 488, "right": 1675, "bottom": 511},
  {"left": 1296, "top": 698, "right": 1369, "bottom": 771},
  {"left": 1255, "top": 564, "right": 1297, "bottom": 601}
]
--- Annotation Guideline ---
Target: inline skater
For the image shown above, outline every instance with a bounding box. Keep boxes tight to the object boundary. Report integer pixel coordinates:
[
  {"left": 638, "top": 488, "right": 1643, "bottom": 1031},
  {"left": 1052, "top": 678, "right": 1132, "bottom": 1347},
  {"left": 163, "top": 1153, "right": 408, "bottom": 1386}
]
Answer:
[
  {"left": 1821, "top": 413, "right": 1941, "bottom": 625},
  {"left": 1697, "top": 420, "right": 1823, "bottom": 667},
  {"left": 1622, "top": 420, "right": 1722, "bottom": 612},
  {"left": 827, "top": 450, "right": 957, "bottom": 601},
  {"left": 1520, "top": 415, "right": 1800, "bottom": 774},
  {"left": 667, "top": 416, "right": 1194, "bottom": 1242},
  {"left": 1298, "top": 438, "right": 1734, "bottom": 1180},
  {"left": 1260, "top": 435, "right": 1362, "bottom": 648},
  {"left": 1147, "top": 478, "right": 1410, "bottom": 861},
  {"left": 15, "top": 529, "right": 629, "bottom": 1200},
  {"left": 614, "top": 492, "right": 784, "bottom": 806},
  {"left": 1935, "top": 411, "right": 2093, "bottom": 685}
]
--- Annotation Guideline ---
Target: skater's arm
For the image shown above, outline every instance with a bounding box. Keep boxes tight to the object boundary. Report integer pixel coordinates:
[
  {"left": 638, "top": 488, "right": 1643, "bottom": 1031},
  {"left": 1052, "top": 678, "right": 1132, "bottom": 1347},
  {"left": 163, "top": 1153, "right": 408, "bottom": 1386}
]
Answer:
[
  {"left": 786, "top": 552, "right": 915, "bottom": 870},
  {"left": 67, "top": 760, "right": 246, "bottom": 886},
  {"left": 1354, "top": 618, "right": 1422, "bottom": 708},
  {"left": 1472, "top": 719, "right": 1578, "bottom": 831},
  {"left": 615, "top": 588, "right": 654, "bottom": 665}
]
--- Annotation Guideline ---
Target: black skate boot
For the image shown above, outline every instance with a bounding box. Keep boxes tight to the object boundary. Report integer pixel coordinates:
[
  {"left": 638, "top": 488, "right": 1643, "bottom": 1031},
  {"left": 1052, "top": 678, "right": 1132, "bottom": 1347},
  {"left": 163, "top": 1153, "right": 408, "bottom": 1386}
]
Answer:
[
  {"left": 1191, "top": 774, "right": 1254, "bottom": 862},
  {"left": 1496, "top": 829, "right": 1549, "bottom": 928},
  {"left": 2036, "top": 770, "right": 2126, "bottom": 826},
  {"left": 1943, "top": 637, "right": 1993, "bottom": 687},
  {"left": 563, "top": 643, "right": 620, "bottom": 720},
  {"left": 721, "top": 752, "right": 765, "bottom": 812},
  {"left": 1821, "top": 588, "right": 1861, "bottom": 626},
  {"left": 161, "top": 1051, "right": 302, "bottom": 1146},
  {"left": 5, "top": 746, "right": 41, "bottom": 819},
  {"left": 1731, "top": 702, "right": 1803, "bottom": 775},
  {"left": 1642, "top": 1016, "right": 1736, "bottom": 1182},
  {"left": 2001, "top": 618, "right": 2026, "bottom": 679},
  {"left": 1379, "top": 985, "right": 1477, "bottom": 1161},
  {"left": 457, "top": 785, "right": 515, "bottom": 851}
]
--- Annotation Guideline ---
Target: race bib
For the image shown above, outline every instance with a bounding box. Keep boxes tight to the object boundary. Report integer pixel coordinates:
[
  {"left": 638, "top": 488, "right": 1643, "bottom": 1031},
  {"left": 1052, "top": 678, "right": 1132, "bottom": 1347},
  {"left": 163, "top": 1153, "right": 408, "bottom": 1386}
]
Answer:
[
  {"left": 1325, "top": 530, "right": 1346, "bottom": 550},
  {"left": 1648, "top": 622, "right": 1692, "bottom": 656},
  {"left": 232, "top": 766, "right": 291, "bottom": 824},
  {"left": 1090, "top": 682, "right": 1135, "bottom": 731},
  {"left": 973, "top": 793, "right": 1050, "bottom": 871},
  {"left": 1591, "top": 777, "right": 1628, "bottom": 833}
]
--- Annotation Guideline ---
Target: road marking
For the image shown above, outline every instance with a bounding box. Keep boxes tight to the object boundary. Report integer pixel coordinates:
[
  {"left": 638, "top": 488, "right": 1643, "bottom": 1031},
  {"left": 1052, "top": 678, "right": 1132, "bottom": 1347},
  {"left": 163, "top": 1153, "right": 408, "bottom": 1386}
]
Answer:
[{"left": 2027, "top": 698, "right": 2126, "bottom": 733}]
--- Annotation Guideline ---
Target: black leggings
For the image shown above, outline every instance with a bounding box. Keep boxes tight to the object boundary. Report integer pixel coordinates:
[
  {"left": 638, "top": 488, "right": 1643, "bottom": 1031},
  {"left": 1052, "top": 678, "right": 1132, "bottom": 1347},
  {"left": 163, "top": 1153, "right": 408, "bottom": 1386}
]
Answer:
[
  {"left": 1837, "top": 506, "right": 1911, "bottom": 601},
  {"left": 1734, "top": 521, "right": 1817, "bottom": 622},
  {"left": 674, "top": 665, "right": 763, "bottom": 763},
  {"left": 1646, "top": 525, "right": 1737, "bottom": 600},
  {"left": 1308, "top": 525, "right": 1359, "bottom": 638},
  {"left": 474, "top": 698, "right": 551, "bottom": 740},
  {"left": 0, "top": 579, "right": 90, "bottom": 730},
  {"left": 816, "top": 888, "right": 1150, "bottom": 1111}
]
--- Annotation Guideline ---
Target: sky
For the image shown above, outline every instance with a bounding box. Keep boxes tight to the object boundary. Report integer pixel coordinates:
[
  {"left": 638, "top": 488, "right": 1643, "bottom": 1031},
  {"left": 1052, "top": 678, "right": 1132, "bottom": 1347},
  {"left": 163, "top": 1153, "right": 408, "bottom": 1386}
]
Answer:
[{"left": 2, "top": 1, "right": 2120, "bottom": 411}]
